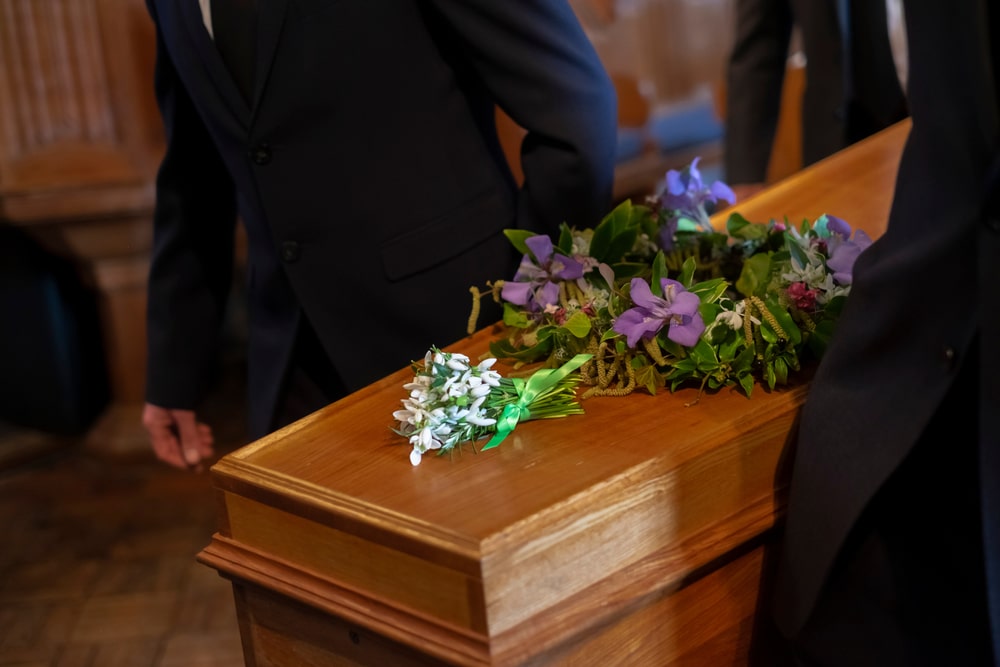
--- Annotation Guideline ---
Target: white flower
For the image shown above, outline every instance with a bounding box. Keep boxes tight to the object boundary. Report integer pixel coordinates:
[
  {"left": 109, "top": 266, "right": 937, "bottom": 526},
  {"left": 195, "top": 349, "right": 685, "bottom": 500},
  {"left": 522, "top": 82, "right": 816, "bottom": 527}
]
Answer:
[
  {"left": 465, "top": 413, "right": 497, "bottom": 427},
  {"left": 395, "top": 348, "right": 512, "bottom": 464},
  {"left": 446, "top": 356, "right": 470, "bottom": 372},
  {"left": 716, "top": 310, "right": 744, "bottom": 330}
]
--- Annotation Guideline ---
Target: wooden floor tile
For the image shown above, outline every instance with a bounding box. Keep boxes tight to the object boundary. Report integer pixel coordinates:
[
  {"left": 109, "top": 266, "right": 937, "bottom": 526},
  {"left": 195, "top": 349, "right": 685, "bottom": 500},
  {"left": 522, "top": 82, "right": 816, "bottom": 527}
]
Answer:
[
  {"left": 69, "top": 591, "right": 179, "bottom": 642},
  {"left": 158, "top": 632, "right": 245, "bottom": 667},
  {"left": 0, "top": 354, "right": 250, "bottom": 666}
]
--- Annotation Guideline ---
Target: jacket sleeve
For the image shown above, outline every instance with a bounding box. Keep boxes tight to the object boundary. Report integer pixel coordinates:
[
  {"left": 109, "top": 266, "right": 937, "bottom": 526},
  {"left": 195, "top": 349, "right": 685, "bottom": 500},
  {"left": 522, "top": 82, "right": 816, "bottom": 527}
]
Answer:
[
  {"left": 144, "top": 2, "right": 238, "bottom": 410},
  {"left": 724, "top": 0, "right": 794, "bottom": 185},
  {"left": 425, "top": 0, "right": 619, "bottom": 236}
]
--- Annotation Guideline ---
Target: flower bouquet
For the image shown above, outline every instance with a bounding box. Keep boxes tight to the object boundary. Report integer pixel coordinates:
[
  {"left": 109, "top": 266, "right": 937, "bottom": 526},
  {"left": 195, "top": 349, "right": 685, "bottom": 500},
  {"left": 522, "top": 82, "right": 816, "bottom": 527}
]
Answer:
[
  {"left": 469, "top": 158, "right": 872, "bottom": 401},
  {"left": 394, "top": 158, "right": 871, "bottom": 464},
  {"left": 392, "top": 347, "right": 592, "bottom": 465}
]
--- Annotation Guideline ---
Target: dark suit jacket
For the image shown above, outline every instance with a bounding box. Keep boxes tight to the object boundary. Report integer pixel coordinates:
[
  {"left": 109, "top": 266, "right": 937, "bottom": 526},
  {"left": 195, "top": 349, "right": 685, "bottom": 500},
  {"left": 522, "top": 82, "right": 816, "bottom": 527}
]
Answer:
[
  {"left": 773, "top": 0, "right": 1000, "bottom": 649},
  {"left": 143, "top": 0, "right": 618, "bottom": 437},
  {"left": 724, "top": 0, "right": 908, "bottom": 184}
]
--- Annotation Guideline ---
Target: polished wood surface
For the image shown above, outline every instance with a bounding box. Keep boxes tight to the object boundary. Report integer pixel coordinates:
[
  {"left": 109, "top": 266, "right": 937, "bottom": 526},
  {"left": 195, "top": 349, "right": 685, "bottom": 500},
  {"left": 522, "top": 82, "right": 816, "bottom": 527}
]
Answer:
[{"left": 198, "top": 124, "right": 909, "bottom": 665}]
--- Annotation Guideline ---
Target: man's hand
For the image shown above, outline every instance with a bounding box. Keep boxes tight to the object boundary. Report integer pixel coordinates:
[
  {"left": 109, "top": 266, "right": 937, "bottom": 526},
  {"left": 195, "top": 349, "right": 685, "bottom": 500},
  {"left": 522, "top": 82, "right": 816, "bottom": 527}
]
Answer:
[{"left": 142, "top": 403, "right": 215, "bottom": 470}]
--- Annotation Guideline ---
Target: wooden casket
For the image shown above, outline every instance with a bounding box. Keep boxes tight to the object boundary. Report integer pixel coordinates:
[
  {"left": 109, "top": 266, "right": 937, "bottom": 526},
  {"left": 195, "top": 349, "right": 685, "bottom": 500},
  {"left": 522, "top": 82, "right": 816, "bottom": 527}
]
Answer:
[{"left": 198, "top": 121, "right": 910, "bottom": 666}]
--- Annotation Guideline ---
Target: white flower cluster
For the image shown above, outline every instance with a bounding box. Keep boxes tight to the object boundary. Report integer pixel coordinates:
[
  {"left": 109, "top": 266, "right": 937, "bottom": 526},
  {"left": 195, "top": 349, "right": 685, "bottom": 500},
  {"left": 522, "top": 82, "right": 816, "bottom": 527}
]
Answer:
[{"left": 393, "top": 349, "right": 503, "bottom": 466}]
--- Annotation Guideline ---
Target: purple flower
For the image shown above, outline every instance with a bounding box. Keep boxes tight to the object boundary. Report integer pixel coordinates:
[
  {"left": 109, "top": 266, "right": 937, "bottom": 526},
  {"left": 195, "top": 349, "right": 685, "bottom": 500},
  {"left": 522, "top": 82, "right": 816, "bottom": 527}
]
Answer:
[
  {"left": 649, "top": 157, "right": 735, "bottom": 248},
  {"left": 823, "top": 215, "right": 872, "bottom": 285},
  {"left": 502, "top": 235, "right": 585, "bottom": 311},
  {"left": 613, "top": 277, "right": 706, "bottom": 348},
  {"left": 660, "top": 157, "right": 735, "bottom": 211}
]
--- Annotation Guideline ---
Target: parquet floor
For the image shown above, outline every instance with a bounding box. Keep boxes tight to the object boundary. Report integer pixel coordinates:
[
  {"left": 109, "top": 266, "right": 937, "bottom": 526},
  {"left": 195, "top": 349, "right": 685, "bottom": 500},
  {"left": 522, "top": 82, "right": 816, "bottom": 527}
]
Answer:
[{"left": 0, "top": 358, "right": 251, "bottom": 666}]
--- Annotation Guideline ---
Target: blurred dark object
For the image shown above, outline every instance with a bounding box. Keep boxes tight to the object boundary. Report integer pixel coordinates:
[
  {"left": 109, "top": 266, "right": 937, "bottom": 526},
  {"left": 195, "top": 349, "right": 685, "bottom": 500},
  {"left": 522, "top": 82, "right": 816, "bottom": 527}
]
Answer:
[{"left": 0, "top": 224, "right": 109, "bottom": 435}]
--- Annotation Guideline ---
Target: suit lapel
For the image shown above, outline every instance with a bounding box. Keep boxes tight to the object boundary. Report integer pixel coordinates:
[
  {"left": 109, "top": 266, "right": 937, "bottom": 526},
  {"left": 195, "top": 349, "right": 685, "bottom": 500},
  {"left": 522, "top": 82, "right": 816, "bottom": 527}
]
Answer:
[
  {"left": 251, "top": 0, "right": 289, "bottom": 118},
  {"left": 178, "top": 0, "right": 253, "bottom": 126}
]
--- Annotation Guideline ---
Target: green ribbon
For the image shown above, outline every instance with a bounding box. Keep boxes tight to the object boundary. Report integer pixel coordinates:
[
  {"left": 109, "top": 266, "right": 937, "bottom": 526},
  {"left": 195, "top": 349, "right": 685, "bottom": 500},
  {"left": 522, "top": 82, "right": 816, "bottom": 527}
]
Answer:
[{"left": 482, "top": 353, "right": 592, "bottom": 451}]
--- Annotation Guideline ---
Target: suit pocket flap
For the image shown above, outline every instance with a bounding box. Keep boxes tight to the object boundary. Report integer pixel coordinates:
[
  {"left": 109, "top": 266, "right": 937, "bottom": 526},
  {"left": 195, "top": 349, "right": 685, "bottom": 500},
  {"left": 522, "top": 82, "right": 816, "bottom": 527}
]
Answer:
[{"left": 380, "top": 189, "right": 512, "bottom": 282}]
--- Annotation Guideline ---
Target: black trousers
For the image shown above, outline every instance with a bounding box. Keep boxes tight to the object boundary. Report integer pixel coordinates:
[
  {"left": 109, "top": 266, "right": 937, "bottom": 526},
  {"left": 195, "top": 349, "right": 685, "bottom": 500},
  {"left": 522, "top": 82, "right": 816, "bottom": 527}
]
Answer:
[
  {"left": 272, "top": 314, "right": 349, "bottom": 433},
  {"left": 774, "top": 347, "right": 994, "bottom": 666}
]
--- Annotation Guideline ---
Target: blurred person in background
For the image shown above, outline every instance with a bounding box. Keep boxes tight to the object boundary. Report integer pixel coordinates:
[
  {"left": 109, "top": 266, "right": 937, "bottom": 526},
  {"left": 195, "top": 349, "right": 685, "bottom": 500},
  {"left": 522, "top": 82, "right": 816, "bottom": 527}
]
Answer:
[{"left": 724, "top": 0, "right": 908, "bottom": 201}]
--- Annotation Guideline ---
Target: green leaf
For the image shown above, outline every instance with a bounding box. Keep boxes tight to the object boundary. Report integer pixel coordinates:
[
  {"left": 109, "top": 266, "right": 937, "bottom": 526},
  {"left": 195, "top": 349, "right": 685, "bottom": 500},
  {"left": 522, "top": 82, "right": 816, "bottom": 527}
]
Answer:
[
  {"left": 726, "top": 212, "right": 769, "bottom": 241},
  {"left": 735, "top": 252, "right": 772, "bottom": 297},
  {"left": 611, "top": 261, "right": 650, "bottom": 279},
  {"left": 734, "top": 344, "right": 755, "bottom": 368},
  {"left": 678, "top": 255, "right": 697, "bottom": 287},
  {"left": 784, "top": 231, "right": 810, "bottom": 270},
  {"left": 489, "top": 337, "right": 551, "bottom": 364},
  {"left": 589, "top": 200, "right": 643, "bottom": 263},
  {"left": 651, "top": 251, "right": 669, "bottom": 294},
  {"left": 561, "top": 310, "right": 592, "bottom": 338},
  {"left": 556, "top": 223, "right": 575, "bottom": 254},
  {"left": 634, "top": 363, "right": 665, "bottom": 396},
  {"left": 762, "top": 295, "right": 802, "bottom": 345},
  {"left": 503, "top": 229, "right": 538, "bottom": 257},
  {"left": 726, "top": 211, "right": 752, "bottom": 236},
  {"left": 690, "top": 277, "right": 729, "bottom": 304},
  {"left": 773, "top": 356, "right": 789, "bottom": 385},
  {"left": 689, "top": 338, "right": 719, "bottom": 370},
  {"left": 502, "top": 302, "right": 532, "bottom": 329}
]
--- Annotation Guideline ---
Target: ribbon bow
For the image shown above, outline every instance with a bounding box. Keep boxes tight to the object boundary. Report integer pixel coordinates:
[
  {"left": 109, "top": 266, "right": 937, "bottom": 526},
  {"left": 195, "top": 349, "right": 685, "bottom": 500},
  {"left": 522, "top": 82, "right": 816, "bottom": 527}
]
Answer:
[{"left": 482, "top": 353, "right": 592, "bottom": 450}]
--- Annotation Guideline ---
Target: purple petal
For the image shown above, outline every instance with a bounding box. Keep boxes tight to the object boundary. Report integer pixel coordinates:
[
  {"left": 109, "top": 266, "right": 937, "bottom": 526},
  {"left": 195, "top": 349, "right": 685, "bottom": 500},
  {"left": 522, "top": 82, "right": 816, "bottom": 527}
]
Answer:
[
  {"left": 512, "top": 256, "right": 547, "bottom": 282},
  {"left": 613, "top": 307, "right": 665, "bottom": 348},
  {"left": 628, "top": 278, "right": 661, "bottom": 310},
  {"left": 853, "top": 229, "right": 873, "bottom": 250},
  {"left": 659, "top": 278, "right": 686, "bottom": 299},
  {"left": 659, "top": 220, "right": 678, "bottom": 251},
  {"left": 666, "top": 169, "right": 686, "bottom": 196},
  {"left": 501, "top": 280, "right": 535, "bottom": 306},
  {"left": 667, "top": 288, "right": 702, "bottom": 316},
  {"left": 550, "top": 252, "right": 585, "bottom": 280},
  {"left": 534, "top": 281, "right": 560, "bottom": 309},
  {"left": 825, "top": 215, "right": 852, "bottom": 239},
  {"left": 687, "top": 157, "right": 703, "bottom": 189},
  {"left": 524, "top": 234, "right": 554, "bottom": 264},
  {"left": 710, "top": 180, "right": 736, "bottom": 205},
  {"left": 666, "top": 311, "right": 706, "bottom": 347},
  {"left": 827, "top": 242, "right": 863, "bottom": 285}
]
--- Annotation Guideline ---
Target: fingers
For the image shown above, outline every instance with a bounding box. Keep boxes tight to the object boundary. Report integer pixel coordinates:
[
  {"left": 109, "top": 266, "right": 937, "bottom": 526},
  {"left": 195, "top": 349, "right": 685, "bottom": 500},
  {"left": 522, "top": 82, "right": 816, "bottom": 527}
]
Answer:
[
  {"left": 142, "top": 403, "right": 216, "bottom": 471},
  {"left": 143, "top": 403, "right": 189, "bottom": 469},
  {"left": 172, "top": 409, "right": 207, "bottom": 467}
]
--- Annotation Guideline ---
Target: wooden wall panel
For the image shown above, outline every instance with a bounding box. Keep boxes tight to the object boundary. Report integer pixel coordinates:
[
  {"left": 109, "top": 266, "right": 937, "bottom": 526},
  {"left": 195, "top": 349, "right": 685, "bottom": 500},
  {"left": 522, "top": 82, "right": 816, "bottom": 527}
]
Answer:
[
  {"left": 0, "top": 0, "right": 160, "bottom": 199},
  {"left": 0, "top": 0, "right": 163, "bottom": 452}
]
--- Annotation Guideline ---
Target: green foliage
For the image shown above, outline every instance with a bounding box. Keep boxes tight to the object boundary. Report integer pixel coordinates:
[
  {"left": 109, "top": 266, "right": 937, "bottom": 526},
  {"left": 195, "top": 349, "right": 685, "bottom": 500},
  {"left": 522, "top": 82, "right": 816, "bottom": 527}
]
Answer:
[{"left": 480, "top": 162, "right": 865, "bottom": 402}]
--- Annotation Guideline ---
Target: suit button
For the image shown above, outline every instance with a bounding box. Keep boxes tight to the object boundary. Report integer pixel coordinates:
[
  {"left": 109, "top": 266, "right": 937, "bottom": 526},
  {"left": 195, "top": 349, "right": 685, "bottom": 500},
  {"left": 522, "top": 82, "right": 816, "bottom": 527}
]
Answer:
[
  {"left": 985, "top": 215, "right": 1000, "bottom": 233},
  {"left": 249, "top": 143, "right": 272, "bottom": 165},
  {"left": 942, "top": 345, "right": 957, "bottom": 371},
  {"left": 280, "top": 241, "right": 300, "bottom": 263}
]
